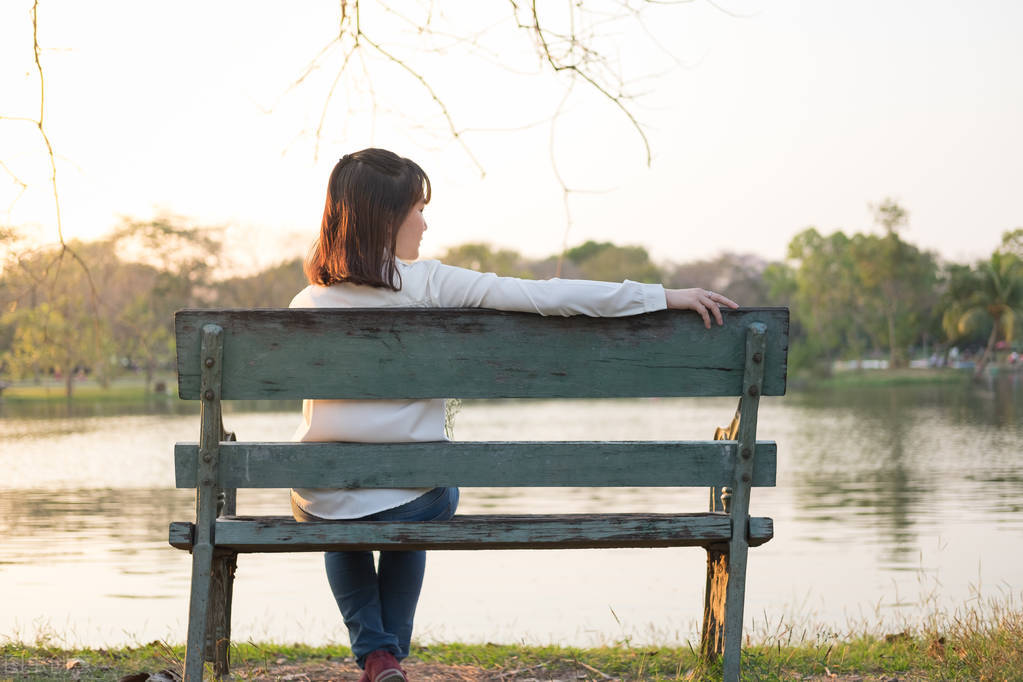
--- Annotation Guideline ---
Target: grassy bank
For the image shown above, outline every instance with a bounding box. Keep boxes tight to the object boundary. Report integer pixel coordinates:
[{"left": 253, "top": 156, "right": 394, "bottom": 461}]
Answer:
[
  {"left": 794, "top": 367, "right": 974, "bottom": 390},
  {"left": 3, "top": 368, "right": 988, "bottom": 407},
  {"left": 2, "top": 366, "right": 997, "bottom": 406},
  {"left": 0, "top": 376, "right": 177, "bottom": 404},
  {"left": 3, "top": 609, "right": 1021, "bottom": 681}
]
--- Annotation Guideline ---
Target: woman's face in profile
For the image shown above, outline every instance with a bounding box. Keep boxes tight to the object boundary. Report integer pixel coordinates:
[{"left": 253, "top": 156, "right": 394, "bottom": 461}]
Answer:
[{"left": 395, "top": 199, "right": 428, "bottom": 260}]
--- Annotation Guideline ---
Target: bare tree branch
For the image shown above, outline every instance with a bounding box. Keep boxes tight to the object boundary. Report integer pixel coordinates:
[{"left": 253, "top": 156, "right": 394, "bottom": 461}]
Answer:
[
  {"left": 282, "top": 1, "right": 486, "bottom": 175},
  {"left": 551, "top": 85, "right": 576, "bottom": 278},
  {"left": 549, "top": 83, "right": 618, "bottom": 277},
  {"left": 314, "top": 44, "right": 360, "bottom": 162},
  {"left": 31, "top": 0, "right": 65, "bottom": 247},
  {"left": 459, "top": 116, "right": 558, "bottom": 135},
  {"left": 528, "top": 0, "right": 652, "bottom": 166},
  {"left": 283, "top": 0, "right": 704, "bottom": 181},
  {"left": 0, "top": 1, "right": 101, "bottom": 315},
  {"left": 0, "top": 160, "right": 29, "bottom": 219},
  {"left": 276, "top": 1, "right": 709, "bottom": 266},
  {"left": 0, "top": 115, "right": 41, "bottom": 125},
  {"left": 359, "top": 31, "right": 487, "bottom": 176},
  {"left": 700, "top": 0, "right": 754, "bottom": 19},
  {"left": 356, "top": 48, "right": 380, "bottom": 143}
]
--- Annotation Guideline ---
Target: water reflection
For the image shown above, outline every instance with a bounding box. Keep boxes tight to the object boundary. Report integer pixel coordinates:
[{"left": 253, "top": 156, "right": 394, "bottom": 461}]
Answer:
[
  {"left": 0, "top": 379, "right": 1020, "bottom": 646},
  {"left": 0, "top": 489, "right": 194, "bottom": 564},
  {"left": 781, "top": 381, "right": 1022, "bottom": 569},
  {"left": 0, "top": 397, "right": 302, "bottom": 421},
  {"left": 785, "top": 389, "right": 929, "bottom": 567},
  {"left": 794, "top": 376, "right": 1021, "bottom": 428}
]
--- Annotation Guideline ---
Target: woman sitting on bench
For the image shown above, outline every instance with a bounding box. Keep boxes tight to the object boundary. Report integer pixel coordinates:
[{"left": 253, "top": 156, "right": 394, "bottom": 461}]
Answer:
[{"left": 289, "top": 147, "right": 738, "bottom": 682}]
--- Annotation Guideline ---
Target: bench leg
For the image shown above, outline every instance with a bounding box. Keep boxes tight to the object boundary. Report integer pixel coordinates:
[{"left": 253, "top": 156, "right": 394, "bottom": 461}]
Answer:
[
  {"left": 185, "top": 539, "right": 214, "bottom": 681},
  {"left": 186, "top": 325, "right": 227, "bottom": 681},
  {"left": 722, "top": 533, "right": 750, "bottom": 682},
  {"left": 700, "top": 546, "right": 728, "bottom": 662},
  {"left": 701, "top": 483, "right": 730, "bottom": 663},
  {"left": 206, "top": 549, "right": 237, "bottom": 679}
]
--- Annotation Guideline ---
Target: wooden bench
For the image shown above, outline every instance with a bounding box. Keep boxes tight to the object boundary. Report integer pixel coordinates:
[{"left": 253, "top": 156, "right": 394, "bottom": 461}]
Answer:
[{"left": 169, "top": 306, "right": 788, "bottom": 681}]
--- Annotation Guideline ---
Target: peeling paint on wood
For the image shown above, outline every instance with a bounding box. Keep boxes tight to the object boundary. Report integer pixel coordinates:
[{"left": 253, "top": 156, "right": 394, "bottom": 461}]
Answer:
[{"left": 168, "top": 514, "right": 774, "bottom": 552}]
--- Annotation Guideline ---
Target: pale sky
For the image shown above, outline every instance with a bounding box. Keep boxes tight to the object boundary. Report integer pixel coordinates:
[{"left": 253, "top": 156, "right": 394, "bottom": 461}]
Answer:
[{"left": 1, "top": 0, "right": 1021, "bottom": 274}]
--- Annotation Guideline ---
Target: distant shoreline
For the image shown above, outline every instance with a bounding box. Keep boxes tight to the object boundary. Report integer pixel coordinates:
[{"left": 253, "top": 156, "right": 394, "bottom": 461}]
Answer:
[
  {"left": 794, "top": 367, "right": 976, "bottom": 390},
  {"left": 0, "top": 378, "right": 178, "bottom": 403},
  {"left": 1, "top": 367, "right": 1003, "bottom": 407}
]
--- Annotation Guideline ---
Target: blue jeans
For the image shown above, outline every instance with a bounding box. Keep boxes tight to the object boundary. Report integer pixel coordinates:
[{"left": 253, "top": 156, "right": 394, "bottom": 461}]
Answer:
[{"left": 291, "top": 487, "right": 459, "bottom": 667}]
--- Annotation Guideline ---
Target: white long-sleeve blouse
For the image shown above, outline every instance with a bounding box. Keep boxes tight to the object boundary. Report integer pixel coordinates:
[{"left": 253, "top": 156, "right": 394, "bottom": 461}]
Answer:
[{"left": 289, "top": 257, "right": 667, "bottom": 519}]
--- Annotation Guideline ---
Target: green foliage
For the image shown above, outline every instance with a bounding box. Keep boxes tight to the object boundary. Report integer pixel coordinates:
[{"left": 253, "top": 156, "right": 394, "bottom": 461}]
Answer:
[
  {"left": 4, "top": 304, "right": 81, "bottom": 380},
  {"left": 563, "top": 239, "right": 612, "bottom": 263},
  {"left": 760, "top": 262, "right": 797, "bottom": 304},
  {"left": 437, "top": 242, "right": 535, "bottom": 278},
  {"left": 938, "top": 263, "right": 983, "bottom": 343},
  {"left": 108, "top": 216, "right": 227, "bottom": 389},
  {"left": 215, "top": 257, "right": 306, "bottom": 308},
  {"left": 2, "top": 203, "right": 1018, "bottom": 394},
  {"left": 0, "top": 218, "right": 227, "bottom": 395},
  {"left": 849, "top": 226, "right": 939, "bottom": 368},
  {"left": 565, "top": 240, "right": 662, "bottom": 283},
  {"left": 782, "top": 204, "right": 941, "bottom": 374},
  {"left": 941, "top": 249, "right": 1023, "bottom": 376},
  {"left": 999, "top": 227, "right": 1023, "bottom": 260},
  {"left": 785, "top": 227, "right": 862, "bottom": 372},
  {"left": 0, "top": 241, "right": 118, "bottom": 398},
  {"left": 111, "top": 214, "right": 223, "bottom": 293},
  {"left": 871, "top": 195, "right": 908, "bottom": 234},
  {"left": 114, "top": 293, "right": 174, "bottom": 391},
  {"left": 668, "top": 252, "right": 776, "bottom": 306},
  {"left": 774, "top": 200, "right": 1023, "bottom": 380}
]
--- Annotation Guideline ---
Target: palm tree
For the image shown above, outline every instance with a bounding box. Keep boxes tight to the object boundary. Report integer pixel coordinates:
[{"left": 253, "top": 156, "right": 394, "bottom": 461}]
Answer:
[{"left": 942, "top": 251, "right": 1023, "bottom": 378}]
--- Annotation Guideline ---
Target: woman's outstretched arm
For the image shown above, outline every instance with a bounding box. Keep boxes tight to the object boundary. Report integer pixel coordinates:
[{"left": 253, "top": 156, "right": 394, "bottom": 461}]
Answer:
[{"left": 420, "top": 260, "right": 739, "bottom": 326}]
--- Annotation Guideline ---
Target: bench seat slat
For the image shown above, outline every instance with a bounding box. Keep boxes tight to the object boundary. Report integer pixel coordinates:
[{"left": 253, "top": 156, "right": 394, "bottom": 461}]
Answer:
[
  {"left": 168, "top": 514, "right": 774, "bottom": 552},
  {"left": 174, "top": 441, "right": 777, "bottom": 489}
]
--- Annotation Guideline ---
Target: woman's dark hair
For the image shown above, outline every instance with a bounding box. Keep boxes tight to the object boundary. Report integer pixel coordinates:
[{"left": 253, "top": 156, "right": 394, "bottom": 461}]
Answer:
[{"left": 305, "top": 148, "right": 431, "bottom": 290}]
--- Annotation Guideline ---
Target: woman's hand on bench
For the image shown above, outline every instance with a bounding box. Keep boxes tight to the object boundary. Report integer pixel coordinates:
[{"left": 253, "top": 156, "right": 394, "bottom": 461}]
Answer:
[{"left": 665, "top": 288, "right": 739, "bottom": 328}]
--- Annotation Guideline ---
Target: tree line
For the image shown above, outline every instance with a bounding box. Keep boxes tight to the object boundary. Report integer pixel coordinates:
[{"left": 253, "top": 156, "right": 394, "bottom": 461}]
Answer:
[{"left": 1, "top": 201, "right": 1021, "bottom": 398}]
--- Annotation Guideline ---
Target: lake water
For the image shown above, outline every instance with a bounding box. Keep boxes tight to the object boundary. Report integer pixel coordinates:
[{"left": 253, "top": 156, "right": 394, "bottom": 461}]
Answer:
[{"left": 1, "top": 377, "right": 1021, "bottom": 649}]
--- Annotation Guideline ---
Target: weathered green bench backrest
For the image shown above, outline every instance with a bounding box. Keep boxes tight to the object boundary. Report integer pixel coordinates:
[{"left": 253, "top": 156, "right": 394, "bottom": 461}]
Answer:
[
  {"left": 175, "top": 308, "right": 788, "bottom": 400},
  {"left": 173, "top": 307, "right": 787, "bottom": 492}
]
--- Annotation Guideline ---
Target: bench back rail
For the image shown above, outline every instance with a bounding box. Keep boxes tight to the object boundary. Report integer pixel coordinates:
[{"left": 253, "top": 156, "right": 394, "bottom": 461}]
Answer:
[{"left": 175, "top": 308, "right": 788, "bottom": 400}]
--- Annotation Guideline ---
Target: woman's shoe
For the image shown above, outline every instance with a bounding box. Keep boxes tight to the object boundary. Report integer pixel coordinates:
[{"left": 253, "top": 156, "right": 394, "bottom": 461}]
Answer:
[{"left": 364, "top": 649, "right": 406, "bottom": 682}]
